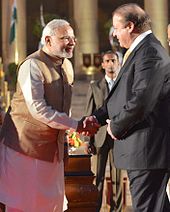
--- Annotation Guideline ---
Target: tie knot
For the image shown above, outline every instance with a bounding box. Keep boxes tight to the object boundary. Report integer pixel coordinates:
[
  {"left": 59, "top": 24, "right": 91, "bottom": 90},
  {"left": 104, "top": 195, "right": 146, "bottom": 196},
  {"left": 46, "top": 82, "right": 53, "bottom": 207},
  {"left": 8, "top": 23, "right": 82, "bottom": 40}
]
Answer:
[{"left": 122, "top": 49, "right": 131, "bottom": 65}]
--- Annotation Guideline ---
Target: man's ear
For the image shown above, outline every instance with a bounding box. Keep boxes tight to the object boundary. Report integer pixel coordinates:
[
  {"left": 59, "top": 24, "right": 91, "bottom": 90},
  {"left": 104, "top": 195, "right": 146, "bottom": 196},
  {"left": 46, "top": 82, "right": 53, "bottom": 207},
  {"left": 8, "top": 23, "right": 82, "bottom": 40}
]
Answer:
[
  {"left": 101, "top": 62, "right": 105, "bottom": 69},
  {"left": 127, "top": 21, "right": 135, "bottom": 33},
  {"left": 45, "top": 36, "right": 51, "bottom": 45}
]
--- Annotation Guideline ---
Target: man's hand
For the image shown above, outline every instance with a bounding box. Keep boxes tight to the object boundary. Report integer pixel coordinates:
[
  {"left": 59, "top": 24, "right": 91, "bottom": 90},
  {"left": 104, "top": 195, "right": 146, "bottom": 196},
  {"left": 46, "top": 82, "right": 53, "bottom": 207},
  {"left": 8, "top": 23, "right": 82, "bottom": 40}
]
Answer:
[
  {"left": 76, "top": 116, "right": 100, "bottom": 136},
  {"left": 87, "top": 142, "right": 97, "bottom": 155},
  {"left": 76, "top": 117, "right": 85, "bottom": 133},
  {"left": 83, "top": 116, "right": 100, "bottom": 136},
  {"left": 83, "top": 115, "right": 98, "bottom": 127},
  {"left": 106, "top": 119, "right": 117, "bottom": 140}
]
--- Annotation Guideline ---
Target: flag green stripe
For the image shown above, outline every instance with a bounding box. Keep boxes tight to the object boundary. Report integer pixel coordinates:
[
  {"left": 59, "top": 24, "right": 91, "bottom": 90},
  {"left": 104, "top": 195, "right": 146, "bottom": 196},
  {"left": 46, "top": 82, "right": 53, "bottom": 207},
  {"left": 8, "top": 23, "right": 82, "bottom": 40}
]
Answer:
[
  {"left": 9, "top": 2, "right": 17, "bottom": 44},
  {"left": 9, "top": 23, "right": 16, "bottom": 44}
]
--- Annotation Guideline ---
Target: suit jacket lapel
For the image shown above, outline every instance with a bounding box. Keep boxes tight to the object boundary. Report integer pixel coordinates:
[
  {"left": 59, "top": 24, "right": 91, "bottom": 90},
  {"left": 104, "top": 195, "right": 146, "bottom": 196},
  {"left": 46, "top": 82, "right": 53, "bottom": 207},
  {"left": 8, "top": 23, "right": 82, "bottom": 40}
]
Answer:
[
  {"left": 107, "top": 33, "right": 156, "bottom": 99},
  {"left": 99, "top": 78, "right": 109, "bottom": 99}
]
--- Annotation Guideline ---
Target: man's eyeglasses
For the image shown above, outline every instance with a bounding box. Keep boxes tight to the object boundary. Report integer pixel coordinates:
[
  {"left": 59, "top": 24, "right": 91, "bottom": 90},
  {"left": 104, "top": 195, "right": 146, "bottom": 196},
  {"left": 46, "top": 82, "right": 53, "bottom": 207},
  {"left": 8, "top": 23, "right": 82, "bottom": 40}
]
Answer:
[{"left": 59, "top": 36, "right": 77, "bottom": 43}]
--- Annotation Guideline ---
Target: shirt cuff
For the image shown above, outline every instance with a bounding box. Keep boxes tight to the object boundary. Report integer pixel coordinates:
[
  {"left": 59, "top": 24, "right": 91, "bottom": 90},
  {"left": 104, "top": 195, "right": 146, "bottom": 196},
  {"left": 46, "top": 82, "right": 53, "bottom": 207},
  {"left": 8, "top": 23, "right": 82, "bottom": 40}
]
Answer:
[{"left": 70, "top": 120, "right": 78, "bottom": 131}]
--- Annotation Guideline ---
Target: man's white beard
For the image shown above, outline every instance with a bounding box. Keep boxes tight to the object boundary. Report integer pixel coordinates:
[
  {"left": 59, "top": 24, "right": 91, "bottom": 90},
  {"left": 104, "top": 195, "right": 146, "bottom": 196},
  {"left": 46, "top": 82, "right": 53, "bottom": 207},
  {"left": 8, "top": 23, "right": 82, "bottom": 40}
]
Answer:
[{"left": 58, "top": 50, "right": 73, "bottom": 59}]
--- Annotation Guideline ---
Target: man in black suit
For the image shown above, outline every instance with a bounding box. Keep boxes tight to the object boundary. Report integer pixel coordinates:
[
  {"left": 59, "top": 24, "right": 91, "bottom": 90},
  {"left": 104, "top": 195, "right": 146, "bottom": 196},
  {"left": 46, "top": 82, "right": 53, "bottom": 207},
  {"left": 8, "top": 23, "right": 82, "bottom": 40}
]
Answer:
[
  {"left": 83, "top": 3, "right": 170, "bottom": 212},
  {"left": 85, "top": 51, "right": 122, "bottom": 212}
]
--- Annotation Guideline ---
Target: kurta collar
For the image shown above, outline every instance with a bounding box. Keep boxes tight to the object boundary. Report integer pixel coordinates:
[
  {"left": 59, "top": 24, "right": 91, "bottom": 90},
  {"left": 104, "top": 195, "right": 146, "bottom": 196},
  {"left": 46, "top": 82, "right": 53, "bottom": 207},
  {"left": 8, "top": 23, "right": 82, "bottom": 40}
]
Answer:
[{"left": 40, "top": 49, "right": 64, "bottom": 65}]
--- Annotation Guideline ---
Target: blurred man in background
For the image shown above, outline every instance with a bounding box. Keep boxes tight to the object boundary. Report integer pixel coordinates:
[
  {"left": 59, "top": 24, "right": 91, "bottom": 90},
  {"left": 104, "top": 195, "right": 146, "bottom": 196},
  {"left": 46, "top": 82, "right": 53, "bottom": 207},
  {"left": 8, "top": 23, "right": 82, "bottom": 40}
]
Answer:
[{"left": 85, "top": 50, "right": 122, "bottom": 212}]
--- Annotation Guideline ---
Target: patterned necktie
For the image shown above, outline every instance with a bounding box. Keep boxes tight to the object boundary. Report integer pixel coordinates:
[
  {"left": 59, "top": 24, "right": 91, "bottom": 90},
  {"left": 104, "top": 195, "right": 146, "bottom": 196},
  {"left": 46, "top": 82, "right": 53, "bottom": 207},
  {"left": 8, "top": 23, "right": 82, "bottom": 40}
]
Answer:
[{"left": 122, "top": 49, "right": 131, "bottom": 65}]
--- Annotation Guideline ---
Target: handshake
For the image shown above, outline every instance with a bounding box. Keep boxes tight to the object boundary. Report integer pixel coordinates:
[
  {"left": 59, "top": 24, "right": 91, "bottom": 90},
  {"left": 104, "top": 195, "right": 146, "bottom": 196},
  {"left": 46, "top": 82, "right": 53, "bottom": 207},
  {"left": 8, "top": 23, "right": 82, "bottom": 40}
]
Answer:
[
  {"left": 76, "top": 116, "right": 117, "bottom": 139},
  {"left": 76, "top": 116, "right": 100, "bottom": 136}
]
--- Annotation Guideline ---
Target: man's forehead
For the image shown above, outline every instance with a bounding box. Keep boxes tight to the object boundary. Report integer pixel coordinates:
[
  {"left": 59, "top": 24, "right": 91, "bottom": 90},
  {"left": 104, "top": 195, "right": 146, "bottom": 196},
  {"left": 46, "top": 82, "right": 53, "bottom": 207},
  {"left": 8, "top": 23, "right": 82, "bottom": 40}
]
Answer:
[
  {"left": 112, "top": 14, "right": 124, "bottom": 26},
  {"left": 103, "top": 54, "right": 117, "bottom": 60},
  {"left": 55, "top": 25, "right": 74, "bottom": 35}
]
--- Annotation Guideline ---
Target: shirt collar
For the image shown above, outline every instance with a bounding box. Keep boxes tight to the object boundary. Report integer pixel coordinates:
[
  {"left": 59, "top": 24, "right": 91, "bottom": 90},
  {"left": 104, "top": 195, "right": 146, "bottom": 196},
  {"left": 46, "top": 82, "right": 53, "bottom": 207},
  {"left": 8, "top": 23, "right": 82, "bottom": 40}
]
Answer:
[
  {"left": 128, "top": 30, "right": 152, "bottom": 52},
  {"left": 105, "top": 74, "right": 116, "bottom": 83}
]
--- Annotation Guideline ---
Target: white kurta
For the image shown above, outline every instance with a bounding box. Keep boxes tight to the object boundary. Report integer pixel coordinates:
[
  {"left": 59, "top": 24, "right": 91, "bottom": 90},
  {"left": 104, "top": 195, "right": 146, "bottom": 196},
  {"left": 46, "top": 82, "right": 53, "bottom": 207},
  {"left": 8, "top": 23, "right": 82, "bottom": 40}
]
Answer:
[
  {"left": 0, "top": 59, "right": 77, "bottom": 212},
  {"left": 0, "top": 144, "right": 67, "bottom": 212}
]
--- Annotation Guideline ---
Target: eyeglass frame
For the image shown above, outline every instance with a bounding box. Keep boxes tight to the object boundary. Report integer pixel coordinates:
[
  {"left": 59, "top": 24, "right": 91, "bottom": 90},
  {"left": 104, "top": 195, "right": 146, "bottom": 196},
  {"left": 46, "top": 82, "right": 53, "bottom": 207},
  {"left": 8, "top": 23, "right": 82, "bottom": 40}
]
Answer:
[{"left": 58, "top": 36, "right": 77, "bottom": 43}]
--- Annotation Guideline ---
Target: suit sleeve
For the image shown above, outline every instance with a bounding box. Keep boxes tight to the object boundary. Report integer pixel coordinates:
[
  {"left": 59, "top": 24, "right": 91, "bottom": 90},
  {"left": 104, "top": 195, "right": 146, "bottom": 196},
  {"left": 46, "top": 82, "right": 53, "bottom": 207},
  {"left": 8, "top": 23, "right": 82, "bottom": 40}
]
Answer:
[
  {"left": 110, "top": 47, "right": 167, "bottom": 138},
  {"left": 93, "top": 102, "right": 109, "bottom": 126},
  {"left": 84, "top": 83, "right": 96, "bottom": 144}
]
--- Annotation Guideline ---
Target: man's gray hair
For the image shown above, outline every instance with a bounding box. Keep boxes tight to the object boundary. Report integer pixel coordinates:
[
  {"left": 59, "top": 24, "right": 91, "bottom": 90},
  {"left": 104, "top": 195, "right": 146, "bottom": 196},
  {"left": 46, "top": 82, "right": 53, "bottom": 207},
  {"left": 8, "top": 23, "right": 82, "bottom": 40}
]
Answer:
[{"left": 41, "top": 19, "right": 70, "bottom": 45}]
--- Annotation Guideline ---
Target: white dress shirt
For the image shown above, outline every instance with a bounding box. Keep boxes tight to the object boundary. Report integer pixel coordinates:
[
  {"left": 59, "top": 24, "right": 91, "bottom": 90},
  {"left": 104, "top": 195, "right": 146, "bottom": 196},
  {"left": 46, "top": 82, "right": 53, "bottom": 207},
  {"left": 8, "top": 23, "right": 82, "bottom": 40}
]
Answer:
[
  {"left": 128, "top": 30, "right": 152, "bottom": 53},
  {"left": 105, "top": 74, "right": 116, "bottom": 91}
]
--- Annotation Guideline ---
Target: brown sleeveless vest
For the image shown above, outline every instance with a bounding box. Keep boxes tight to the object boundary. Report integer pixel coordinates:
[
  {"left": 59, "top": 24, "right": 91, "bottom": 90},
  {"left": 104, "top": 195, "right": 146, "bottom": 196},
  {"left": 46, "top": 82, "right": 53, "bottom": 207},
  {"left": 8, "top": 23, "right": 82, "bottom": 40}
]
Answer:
[{"left": 0, "top": 50, "right": 74, "bottom": 162}]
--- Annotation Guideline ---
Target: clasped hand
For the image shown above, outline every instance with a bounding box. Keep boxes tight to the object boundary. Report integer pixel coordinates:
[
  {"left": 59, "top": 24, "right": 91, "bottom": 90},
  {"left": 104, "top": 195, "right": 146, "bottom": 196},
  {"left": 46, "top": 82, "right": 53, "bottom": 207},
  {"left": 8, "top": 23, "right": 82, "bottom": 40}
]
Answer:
[
  {"left": 77, "top": 116, "right": 100, "bottom": 136},
  {"left": 106, "top": 119, "right": 117, "bottom": 140}
]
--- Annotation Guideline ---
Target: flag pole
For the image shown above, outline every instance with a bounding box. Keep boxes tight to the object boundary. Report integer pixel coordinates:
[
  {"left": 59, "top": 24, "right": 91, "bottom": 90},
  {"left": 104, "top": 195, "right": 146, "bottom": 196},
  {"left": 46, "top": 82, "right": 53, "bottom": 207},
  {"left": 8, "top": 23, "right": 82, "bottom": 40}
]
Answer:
[
  {"left": 40, "top": 4, "right": 45, "bottom": 28},
  {"left": 38, "top": 3, "right": 45, "bottom": 49}
]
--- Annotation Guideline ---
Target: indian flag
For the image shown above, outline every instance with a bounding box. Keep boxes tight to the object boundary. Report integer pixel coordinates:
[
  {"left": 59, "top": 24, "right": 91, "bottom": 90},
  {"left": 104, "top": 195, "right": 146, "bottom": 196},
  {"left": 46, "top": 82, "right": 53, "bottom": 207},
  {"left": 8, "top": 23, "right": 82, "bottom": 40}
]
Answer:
[{"left": 9, "top": 0, "right": 17, "bottom": 44}]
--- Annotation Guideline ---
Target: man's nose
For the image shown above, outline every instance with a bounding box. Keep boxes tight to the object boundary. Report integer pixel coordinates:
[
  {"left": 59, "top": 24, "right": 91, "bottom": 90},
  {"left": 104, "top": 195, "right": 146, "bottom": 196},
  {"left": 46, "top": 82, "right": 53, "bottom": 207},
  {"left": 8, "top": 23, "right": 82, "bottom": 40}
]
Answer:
[
  {"left": 109, "top": 60, "right": 114, "bottom": 65},
  {"left": 69, "top": 37, "right": 77, "bottom": 45},
  {"left": 112, "top": 30, "right": 117, "bottom": 37}
]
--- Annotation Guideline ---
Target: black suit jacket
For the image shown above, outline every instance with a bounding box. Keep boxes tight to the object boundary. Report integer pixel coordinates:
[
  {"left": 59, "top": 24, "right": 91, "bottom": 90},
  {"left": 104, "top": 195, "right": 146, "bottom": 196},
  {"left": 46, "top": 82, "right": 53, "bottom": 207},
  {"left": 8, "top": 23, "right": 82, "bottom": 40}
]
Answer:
[{"left": 94, "top": 34, "right": 170, "bottom": 169}]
